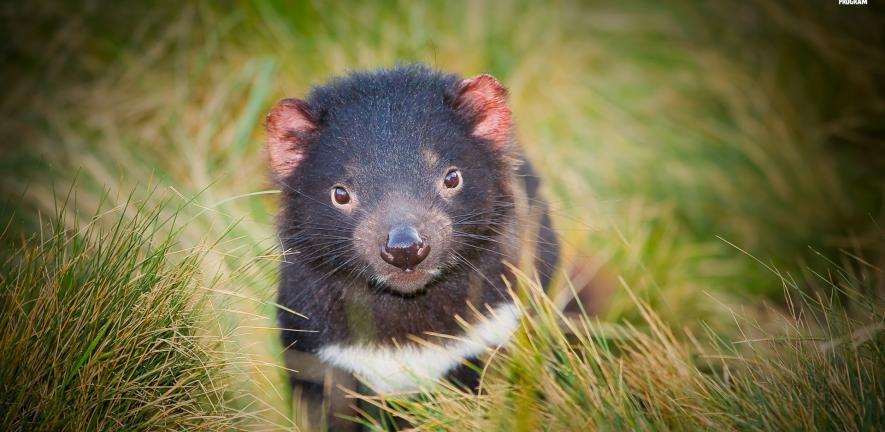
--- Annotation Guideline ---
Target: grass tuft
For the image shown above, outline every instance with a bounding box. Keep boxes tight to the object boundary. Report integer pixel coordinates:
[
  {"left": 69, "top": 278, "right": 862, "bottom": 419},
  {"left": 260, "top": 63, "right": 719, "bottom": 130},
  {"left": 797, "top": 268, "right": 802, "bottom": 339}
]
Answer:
[
  {"left": 0, "top": 194, "right": 246, "bottom": 430},
  {"left": 356, "top": 256, "right": 884, "bottom": 431}
]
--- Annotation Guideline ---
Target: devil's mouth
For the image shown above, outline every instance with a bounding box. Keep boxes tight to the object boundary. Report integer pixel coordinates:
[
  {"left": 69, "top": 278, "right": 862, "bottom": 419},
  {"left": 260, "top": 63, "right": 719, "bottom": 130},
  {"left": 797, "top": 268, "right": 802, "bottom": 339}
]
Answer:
[
  {"left": 373, "top": 268, "right": 438, "bottom": 295},
  {"left": 387, "top": 269, "right": 432, "bottom": 282}
]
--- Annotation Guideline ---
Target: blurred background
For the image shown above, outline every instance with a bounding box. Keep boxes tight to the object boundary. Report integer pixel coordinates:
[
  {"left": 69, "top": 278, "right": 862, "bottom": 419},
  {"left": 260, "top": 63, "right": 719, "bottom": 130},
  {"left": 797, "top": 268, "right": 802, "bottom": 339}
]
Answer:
[{"left": 1, "top": 0, "right": 883, "bottom": 430}]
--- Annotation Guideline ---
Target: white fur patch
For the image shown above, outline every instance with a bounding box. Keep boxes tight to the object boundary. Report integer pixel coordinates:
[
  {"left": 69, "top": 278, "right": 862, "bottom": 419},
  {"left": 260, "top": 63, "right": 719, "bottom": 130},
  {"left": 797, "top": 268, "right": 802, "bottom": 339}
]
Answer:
[{"left": 317, "top": 303, "right": 521, "bottom": 393}]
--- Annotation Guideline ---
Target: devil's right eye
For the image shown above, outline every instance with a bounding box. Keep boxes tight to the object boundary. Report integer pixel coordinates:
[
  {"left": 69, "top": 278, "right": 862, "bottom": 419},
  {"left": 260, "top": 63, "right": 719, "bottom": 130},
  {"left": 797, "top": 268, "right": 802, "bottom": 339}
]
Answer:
[
  {"left": 444, "top": 169, "right": 462, "bottom": 189},
  {"left": 332, "top": 186, "right": 351, "bottom": 206}
]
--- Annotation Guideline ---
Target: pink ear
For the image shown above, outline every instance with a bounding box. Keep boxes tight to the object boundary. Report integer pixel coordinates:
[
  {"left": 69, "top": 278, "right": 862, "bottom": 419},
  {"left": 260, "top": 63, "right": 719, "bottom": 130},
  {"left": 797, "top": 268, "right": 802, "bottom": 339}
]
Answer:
[
  {"left": 453, "top": 74, "right": 512, "bottom": 149},
  {"left": 265, "top": 98, "right": 317, "bottom": 179}
]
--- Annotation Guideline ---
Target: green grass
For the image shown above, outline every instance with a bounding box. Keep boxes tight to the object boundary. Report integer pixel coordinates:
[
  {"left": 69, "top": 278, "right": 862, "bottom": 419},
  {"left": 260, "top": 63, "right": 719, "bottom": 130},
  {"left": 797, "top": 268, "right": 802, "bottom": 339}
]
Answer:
[
  {"left": 1, "top": 0, "right": 883, "bottom": 430},
  {"left": 0, "top": 193, "right": 247, "bottom": 430},
  {"left": 356, "top": 260, "right": 883, "bottom": 431}
]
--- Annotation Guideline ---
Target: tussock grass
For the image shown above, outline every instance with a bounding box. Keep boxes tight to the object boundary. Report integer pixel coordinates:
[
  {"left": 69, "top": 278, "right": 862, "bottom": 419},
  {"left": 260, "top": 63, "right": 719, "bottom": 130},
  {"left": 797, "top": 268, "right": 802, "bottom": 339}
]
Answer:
[
  {"left": 356, "top": 258, "right": 884, "bottom": 431},
  {"left": 0, "top": 195, "right": 247, "bottom": 430}
]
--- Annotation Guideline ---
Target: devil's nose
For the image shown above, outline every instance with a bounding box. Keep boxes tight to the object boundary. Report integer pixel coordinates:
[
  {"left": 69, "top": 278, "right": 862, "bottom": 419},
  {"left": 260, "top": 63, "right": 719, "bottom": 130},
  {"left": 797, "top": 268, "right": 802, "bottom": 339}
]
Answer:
[{"left": 380, "top": 225, "right": 430, "bottom": 271}]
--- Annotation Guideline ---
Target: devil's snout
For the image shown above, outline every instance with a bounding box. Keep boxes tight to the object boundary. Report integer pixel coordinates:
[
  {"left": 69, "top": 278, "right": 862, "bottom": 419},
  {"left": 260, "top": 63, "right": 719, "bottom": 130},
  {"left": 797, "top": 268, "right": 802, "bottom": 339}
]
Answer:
[{"left": 380, "top": 225, "right": 430, "bottom": 271}]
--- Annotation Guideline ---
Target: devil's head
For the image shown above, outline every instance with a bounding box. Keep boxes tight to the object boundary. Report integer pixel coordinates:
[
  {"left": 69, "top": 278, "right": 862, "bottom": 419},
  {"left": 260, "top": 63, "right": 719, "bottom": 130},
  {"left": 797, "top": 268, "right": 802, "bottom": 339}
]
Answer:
[{"left": 266, "top": 65, "right": 517, "bottom": 294}]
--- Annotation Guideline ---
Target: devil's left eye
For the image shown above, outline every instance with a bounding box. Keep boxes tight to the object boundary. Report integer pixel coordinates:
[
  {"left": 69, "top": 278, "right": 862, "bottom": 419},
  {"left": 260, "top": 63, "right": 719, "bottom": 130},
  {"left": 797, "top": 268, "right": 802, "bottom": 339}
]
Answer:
[
  {"left": 331, "top": 186, "right": 351, "bottom": 205},
  {"left": 444, "top": 169, "right": 462, "bottom": 189}
]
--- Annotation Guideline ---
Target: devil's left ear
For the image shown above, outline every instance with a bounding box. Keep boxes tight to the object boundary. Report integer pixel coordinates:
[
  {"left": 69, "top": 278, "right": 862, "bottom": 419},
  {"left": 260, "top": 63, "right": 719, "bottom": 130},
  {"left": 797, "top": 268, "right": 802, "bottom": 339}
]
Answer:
[
  {"left": 265, "top": 98, "right": 318, "bottom": 179},
  {"left": 451, "top": 74, "right": 512, "bottom": 149}
]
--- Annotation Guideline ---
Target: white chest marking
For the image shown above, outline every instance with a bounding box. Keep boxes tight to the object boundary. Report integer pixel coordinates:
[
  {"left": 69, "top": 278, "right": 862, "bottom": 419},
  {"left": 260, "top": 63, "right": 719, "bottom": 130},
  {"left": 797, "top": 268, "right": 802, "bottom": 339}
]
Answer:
[{"left": 317, "top": 303, "right": 520, "bottom": 393}]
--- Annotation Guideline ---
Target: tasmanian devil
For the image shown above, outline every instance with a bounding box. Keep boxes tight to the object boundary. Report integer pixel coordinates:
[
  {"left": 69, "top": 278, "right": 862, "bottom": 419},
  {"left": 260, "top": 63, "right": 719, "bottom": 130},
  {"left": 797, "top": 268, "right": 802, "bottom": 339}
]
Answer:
[{"left": 265, "top": 64, "right": 559, "bottom": 430}]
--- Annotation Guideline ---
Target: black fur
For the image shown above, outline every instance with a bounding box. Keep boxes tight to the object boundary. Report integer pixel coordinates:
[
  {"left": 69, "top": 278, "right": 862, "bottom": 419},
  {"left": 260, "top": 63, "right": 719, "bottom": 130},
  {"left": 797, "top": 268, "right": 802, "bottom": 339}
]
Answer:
[{"left": 271, "top": 64, "right": 559, "bottom": 428}]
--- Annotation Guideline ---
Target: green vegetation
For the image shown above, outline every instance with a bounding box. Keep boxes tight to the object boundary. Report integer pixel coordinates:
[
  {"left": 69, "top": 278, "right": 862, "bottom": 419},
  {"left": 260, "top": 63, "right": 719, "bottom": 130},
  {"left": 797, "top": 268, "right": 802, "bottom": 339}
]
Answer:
[
  {"left": 0, "top": 196, "right": 244, "bottom": 430},
  {"left": 1, "top": 0, "right": 882, "bottom": 430},
  {"left": 358, "top": 264, "right": 883, "bottom": 431}
]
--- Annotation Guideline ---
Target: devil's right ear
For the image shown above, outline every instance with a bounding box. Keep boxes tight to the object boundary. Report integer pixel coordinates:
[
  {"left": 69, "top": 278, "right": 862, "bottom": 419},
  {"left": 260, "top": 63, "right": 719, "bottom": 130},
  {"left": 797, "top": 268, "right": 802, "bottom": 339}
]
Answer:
[{"left": 265, "top": 98, "right": 318, "bottom": 179}]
